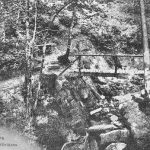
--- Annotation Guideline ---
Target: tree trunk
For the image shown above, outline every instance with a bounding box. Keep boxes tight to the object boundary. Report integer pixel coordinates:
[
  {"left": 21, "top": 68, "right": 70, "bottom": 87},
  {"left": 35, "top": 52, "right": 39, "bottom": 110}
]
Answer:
[
  {"left": 34, "top": 42, "right": 46, "bottom": 110},
  {"left": 1, "top": 1, "right": 6, "bottom": 42},
  {"left": 57, "top": 6, "right": 76, "bottom": 65},
  {"left": 65, "top": 7, "right": 76, "bottom": 57},
  {"left": 140, "top": 0, "right": 150, "bottom": 98},
  {"left": 24, "top": 0, "right": 32, "bottom": 116},
  {"left": 2, "top": 22, "right": 6, "bottom": 42},
  {"left": 51, "top": 0, "right": 74, "bottom": 23}
]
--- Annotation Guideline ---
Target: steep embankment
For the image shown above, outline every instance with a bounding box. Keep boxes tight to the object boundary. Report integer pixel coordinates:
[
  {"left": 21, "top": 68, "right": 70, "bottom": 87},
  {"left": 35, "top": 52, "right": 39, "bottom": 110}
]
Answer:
[
  {"left": 0, "top": 46, "right": 147, "bottom": 150},
  {"left": 57, "top": 74, "right": 145, "bottom": 150}
]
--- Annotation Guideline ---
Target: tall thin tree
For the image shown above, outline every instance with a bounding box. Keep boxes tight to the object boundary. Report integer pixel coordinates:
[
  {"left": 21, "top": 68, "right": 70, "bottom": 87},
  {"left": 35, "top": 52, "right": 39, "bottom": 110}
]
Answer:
[
  {"left": 25, "top": 0, "right": 32, "bottom": 116},
  {"left": 140, "top": 0, "right": 150, "bottom": 98},
  {"left": 57, "top": 4, "right": 76, "bottom": 65}
]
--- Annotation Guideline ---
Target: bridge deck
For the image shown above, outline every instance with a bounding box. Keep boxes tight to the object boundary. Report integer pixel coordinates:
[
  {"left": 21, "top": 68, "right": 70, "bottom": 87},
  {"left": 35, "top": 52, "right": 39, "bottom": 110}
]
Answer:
[{"left": 72, "top": 69, "right": 144, "bottom": 77}]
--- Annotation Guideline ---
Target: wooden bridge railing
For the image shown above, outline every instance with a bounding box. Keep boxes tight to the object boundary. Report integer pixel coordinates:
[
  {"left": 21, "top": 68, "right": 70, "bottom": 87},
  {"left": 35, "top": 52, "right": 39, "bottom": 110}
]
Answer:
[
  {"left": 57, "top": 53, "right": 144, "bottom": 78},
  {"left": 71, "top": 54, "right": 143, "bottom": 57},
  {"left": 70, "top": 54, "right": 143, "bottom": 77}
]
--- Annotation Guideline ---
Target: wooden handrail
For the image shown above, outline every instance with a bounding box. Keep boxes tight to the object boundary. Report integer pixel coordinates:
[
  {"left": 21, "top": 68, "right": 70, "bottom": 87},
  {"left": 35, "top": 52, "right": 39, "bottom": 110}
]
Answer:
[
  {"left": 57, "top": 54, "right": 143, "bottom": 78},
  {"left": 70, "top": 54, "right": 143, "bottom": 57}
]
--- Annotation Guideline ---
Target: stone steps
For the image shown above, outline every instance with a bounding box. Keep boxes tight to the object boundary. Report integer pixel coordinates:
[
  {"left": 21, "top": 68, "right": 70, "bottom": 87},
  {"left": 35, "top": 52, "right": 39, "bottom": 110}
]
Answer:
[{"left": 47, "top": 65, "right": 61, "bottom": 70}]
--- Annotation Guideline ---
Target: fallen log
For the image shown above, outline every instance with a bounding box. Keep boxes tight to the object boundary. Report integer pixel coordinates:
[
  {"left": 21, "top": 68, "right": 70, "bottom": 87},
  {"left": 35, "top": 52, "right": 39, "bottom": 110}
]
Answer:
[
  {"left": 90, "top": 107, "right": 102, "bottom": 115},
  {"left": 86, "top": 124, "right": 118, "bottom": 133}
]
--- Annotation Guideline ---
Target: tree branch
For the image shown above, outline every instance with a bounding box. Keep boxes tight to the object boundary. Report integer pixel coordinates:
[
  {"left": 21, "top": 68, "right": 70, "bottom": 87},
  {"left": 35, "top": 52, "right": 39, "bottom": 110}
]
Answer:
[
  {"left": 29, "top": 0, "right": 37, "bottom": 46},
  {"left": 51, "top": 0, "right": 74, "bottom": 23}
]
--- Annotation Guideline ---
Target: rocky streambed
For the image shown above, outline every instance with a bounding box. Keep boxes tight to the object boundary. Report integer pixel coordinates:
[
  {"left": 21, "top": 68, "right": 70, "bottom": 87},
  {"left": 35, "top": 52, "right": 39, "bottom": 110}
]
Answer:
[
  {"left": 1, "top": 72, "right": 149, "bottom": 150},
  {"left": 54, "top": 75, "right": 150, "bottom": 150}
]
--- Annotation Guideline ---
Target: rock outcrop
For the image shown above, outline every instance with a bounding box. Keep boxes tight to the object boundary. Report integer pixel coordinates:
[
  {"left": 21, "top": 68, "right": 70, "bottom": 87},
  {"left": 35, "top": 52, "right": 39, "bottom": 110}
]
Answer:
[
  {"left": 100, "top": 128, "right": 130, "bottom": 145},
  {"left": 115, "top": 94, "right": 150, "bottom": 150}
]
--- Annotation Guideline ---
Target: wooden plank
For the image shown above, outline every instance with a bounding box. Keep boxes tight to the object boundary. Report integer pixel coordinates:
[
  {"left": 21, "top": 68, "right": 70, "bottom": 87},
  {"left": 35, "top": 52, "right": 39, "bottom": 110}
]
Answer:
[
  {"left": 90, "top": 108, "right": 102, "bottom": 115},
  {"left": 73, "top": 69, "right": 144, "bottom": 73},
  {"left": 75, "top": 72, "right": 127, "bottom": 77},
  {"left": 73, "top": 71, "right": 144, "bottom": 77},
  {"left": 86, "top": 125, "right": 118, "bottom": 133},
  {"left": 36, "top": 43, "right": 56, "bottom": 47},
  {"left": 70, "top": 54, "right": 143, "bottom": 57}
]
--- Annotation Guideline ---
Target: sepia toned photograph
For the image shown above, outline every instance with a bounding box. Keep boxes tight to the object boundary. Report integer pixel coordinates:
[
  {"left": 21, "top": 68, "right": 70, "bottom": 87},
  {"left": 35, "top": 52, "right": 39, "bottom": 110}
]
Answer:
[{"left": 0, "top": 0, "right": 150, "bottom": 149}]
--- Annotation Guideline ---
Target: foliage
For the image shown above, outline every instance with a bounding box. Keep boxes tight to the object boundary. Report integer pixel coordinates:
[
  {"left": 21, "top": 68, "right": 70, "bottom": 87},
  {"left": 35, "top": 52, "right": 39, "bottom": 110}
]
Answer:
[{"left": 0, "top": 0, "right": 145, "bottom": 80}]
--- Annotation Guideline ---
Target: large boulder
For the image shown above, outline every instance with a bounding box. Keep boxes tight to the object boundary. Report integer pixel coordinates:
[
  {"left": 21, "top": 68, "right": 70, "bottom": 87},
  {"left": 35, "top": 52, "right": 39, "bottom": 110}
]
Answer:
[
  {"left": 105, "top": 143, "right": 127, "bottom": 150},
  {"left": 56, "top": 77, "right": 96, "bottom": 136},
  {"left": 87, "top": 124, "right": 118, "bottom": 133},
  {"left": 115, "top": 93, "right": 150, "bottom": 150},
  {"left": 61, "top": 135, "right": 99, "bottom": 150}
]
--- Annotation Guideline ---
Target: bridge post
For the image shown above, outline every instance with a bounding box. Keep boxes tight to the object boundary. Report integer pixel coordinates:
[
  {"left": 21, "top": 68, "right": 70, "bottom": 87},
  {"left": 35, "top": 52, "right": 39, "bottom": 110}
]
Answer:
[
  {"left": 114, "top": 65, "right": 118, "bottom": 78},
  {"left": 78, "top": 56, "right": 82, "bottom": 77},
  {"left": 140, "top": 0, "right": 150, "bottom": 99}
]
